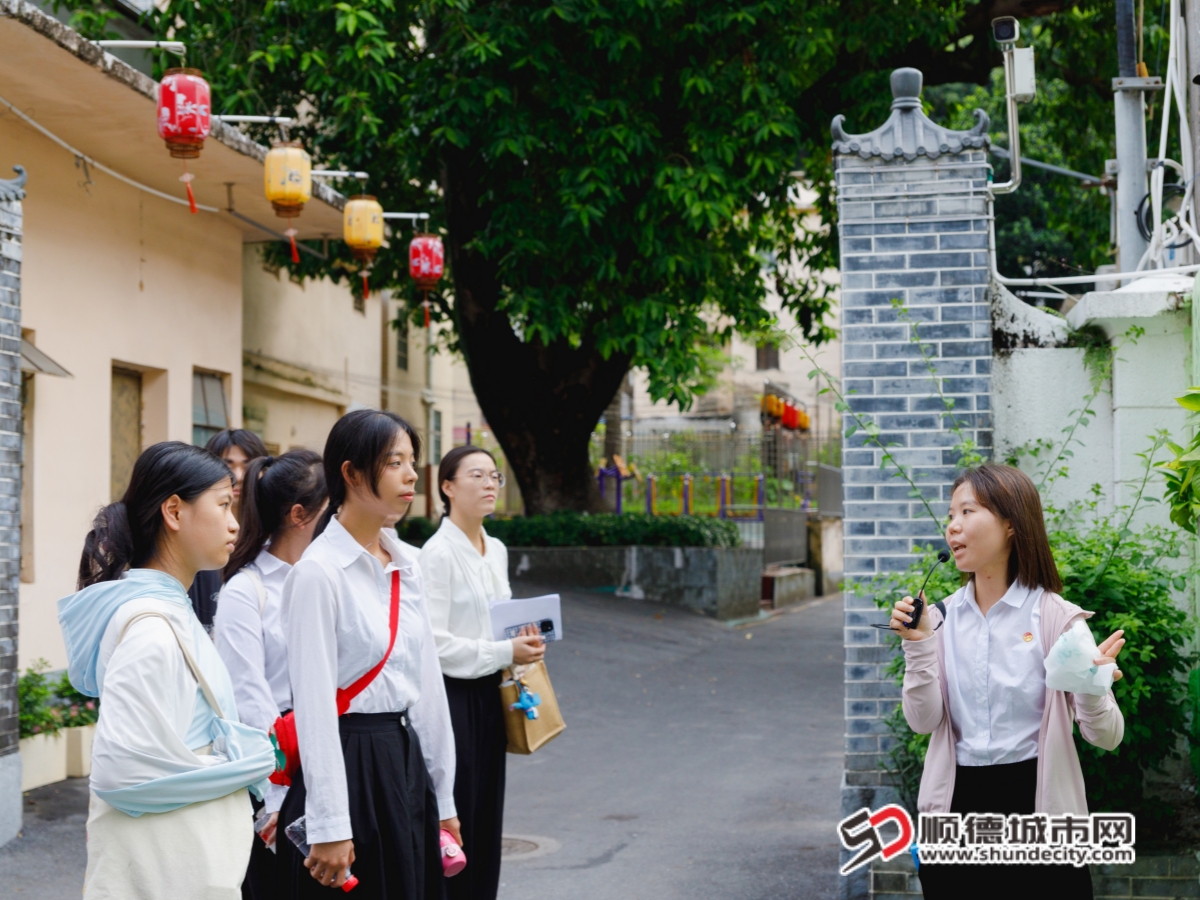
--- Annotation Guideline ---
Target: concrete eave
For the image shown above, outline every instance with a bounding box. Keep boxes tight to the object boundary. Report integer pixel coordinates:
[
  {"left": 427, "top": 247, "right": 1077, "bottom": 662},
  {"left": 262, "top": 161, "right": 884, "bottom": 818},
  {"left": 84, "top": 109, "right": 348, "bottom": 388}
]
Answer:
[
  {"left": 1066, "top": 272, "right": 1193, "bottom": 338},
  {"left": 0, "top": 0, "right": 346, "bottom": 240},
  {"left": 243, "top": 350, "right": 351, "bottom": 408}
]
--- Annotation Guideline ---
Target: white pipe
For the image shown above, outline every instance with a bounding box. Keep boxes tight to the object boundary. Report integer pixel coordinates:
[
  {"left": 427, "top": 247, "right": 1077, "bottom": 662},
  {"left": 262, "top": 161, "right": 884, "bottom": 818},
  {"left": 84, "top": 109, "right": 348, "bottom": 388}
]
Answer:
[
  {"left": 214, "top": 115, "right": 295, "bottom": 124},
  {"left": 988, "top": 209, "right": 1200, "bottom": 286},
  {"left": 312, "top": 170, "right": 369, "bottom": 179},
  {"left": 95, "top": 40, "right": 185, "bottom": 55},
  {"left": 990, "top": 47, "right": 1022, "bottom": 195}
]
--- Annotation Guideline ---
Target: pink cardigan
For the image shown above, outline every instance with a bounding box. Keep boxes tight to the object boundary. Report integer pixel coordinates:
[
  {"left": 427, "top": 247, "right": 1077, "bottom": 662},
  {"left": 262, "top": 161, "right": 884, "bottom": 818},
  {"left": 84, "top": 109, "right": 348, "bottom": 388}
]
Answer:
[{"left": 901, "top": 589, "right": 1124, "bottom": 814}]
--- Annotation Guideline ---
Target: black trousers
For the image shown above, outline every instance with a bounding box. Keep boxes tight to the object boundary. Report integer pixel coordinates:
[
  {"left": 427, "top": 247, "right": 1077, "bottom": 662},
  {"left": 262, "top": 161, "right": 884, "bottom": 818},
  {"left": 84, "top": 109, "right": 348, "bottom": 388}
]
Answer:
[
  {"left": 277, "top": 712, "right": 444, "bottom": 900},
  {"left": 242, "top": 793, "right": 279, "bottom": 900},
  {"left": 918, "top": 758, "right": 1093, "bottom": 899},
  {"left": 443, "top": 673, "right": 507, "bottom": 900}
]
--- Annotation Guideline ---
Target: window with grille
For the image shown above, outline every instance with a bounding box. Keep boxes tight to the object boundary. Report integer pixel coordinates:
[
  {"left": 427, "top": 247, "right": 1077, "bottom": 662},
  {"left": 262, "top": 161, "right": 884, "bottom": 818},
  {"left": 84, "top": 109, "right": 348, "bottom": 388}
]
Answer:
[
  {"left": 396, "top": 318, "right": 409, "bottom": 371},
  {"left": 756, "top": 343, "right": 780, "bottom": 371},
  {"left": 193, "top": 371, "right": 229, "bottom": 446},
  {"left": 431, "top": 409, "right": 443, "bottom": 464}
]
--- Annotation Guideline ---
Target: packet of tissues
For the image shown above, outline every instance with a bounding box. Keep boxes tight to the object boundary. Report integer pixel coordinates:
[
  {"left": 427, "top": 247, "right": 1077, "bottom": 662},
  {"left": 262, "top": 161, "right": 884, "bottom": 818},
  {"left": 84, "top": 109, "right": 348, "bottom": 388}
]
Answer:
[{"left": 1044, "top": 619, "right": 1116, "bottom": 696}]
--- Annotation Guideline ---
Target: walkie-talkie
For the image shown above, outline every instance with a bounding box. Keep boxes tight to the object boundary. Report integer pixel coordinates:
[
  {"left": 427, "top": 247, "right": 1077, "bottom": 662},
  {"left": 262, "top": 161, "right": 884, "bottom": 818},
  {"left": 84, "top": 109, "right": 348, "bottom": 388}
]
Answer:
[{"left": 872, "top": 550, "right": 951, "bottom": 632}]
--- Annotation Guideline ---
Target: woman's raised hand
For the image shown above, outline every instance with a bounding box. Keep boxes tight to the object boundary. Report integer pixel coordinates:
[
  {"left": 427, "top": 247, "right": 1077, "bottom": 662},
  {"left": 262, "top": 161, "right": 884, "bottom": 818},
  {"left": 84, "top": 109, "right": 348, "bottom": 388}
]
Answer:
[
  {"left": 890, "top": 593, "right": 934, "bottom": 641},
  {"left": 1095, "top": 629, "right": 1126, "bottom": 682},
  {"left": 511, "top": 623, "right": 546, "bottom": 665}
]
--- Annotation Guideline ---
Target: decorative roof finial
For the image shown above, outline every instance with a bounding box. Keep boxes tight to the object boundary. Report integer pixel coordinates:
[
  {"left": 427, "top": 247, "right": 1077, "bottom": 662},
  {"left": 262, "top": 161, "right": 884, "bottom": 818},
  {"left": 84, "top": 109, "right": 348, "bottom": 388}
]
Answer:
[
  {"left": 831, "top": 69, "right": 989, "bottom": 161},
  {"left": 0, "top": 166, "right": 26, "bottom": 203}
]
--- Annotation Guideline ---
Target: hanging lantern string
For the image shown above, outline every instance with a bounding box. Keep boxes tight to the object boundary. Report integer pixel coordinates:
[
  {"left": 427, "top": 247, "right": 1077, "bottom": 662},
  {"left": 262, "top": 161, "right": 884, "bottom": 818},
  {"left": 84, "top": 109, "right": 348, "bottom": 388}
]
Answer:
[{"left": 0, "top": 91, "right": 220, "bottom": 212}]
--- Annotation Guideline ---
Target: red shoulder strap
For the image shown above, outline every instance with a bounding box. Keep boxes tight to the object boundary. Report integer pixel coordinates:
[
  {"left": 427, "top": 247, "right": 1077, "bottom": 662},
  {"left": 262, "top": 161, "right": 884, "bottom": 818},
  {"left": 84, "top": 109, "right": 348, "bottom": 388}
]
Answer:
[{"left": 336, "top": 569, "right": 400, "bottom": 716}]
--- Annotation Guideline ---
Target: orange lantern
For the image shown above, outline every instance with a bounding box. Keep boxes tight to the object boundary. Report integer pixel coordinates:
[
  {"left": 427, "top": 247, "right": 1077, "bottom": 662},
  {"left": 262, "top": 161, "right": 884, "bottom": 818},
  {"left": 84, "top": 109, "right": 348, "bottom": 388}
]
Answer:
[
  {"left": 343, "top": 195, "right": 384, "bottom": 297},
  {"left": 156, "top": 68, "right": 211, "bottom": 214},
  {"left": 264, "top": 141, "right": 312, "bottom": 263}
]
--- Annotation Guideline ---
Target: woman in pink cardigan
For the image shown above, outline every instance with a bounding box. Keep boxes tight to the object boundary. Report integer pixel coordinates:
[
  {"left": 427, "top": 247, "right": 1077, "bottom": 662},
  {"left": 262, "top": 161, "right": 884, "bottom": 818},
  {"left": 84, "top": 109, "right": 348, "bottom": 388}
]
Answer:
[{"left": 890, "top": 464, "right": 1126, "bottom": 899}]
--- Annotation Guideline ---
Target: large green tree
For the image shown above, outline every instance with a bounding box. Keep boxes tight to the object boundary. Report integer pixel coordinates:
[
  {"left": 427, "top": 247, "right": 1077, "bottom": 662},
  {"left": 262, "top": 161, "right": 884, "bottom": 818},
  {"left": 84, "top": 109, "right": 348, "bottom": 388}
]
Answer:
[{"left": 64, "top": 0, "right": 1114, "bottom": 511}]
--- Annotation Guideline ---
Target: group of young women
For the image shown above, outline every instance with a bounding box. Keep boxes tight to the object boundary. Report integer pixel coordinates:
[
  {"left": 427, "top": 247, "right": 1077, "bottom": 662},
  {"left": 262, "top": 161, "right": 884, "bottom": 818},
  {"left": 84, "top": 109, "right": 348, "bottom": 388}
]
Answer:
[
  {"left": 59, "top": 410, "right": 536, "bottom": 900},
  {"left": 57, "top": 398, "right": 1130, "bottom": 900}
]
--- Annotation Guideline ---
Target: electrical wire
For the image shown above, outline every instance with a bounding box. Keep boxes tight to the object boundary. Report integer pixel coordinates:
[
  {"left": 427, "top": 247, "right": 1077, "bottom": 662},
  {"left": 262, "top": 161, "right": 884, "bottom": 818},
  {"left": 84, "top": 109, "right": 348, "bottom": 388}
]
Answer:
[{"left": 0, "top": 90, "right": 221, "bottom": 212}]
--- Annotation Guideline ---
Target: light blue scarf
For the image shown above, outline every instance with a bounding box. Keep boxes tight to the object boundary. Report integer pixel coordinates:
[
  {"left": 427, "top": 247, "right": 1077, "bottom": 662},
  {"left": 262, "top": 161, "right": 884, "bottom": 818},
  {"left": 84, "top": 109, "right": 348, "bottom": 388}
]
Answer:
[{"left": 58, "top": 569, "right": 276, "bottom": 815}]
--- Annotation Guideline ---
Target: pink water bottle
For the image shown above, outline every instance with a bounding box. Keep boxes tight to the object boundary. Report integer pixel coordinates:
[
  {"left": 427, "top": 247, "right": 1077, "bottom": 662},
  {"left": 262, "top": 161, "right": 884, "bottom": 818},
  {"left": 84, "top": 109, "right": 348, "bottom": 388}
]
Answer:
[{"left": 440, "top": 829, "right": 466, "bottom": 877}]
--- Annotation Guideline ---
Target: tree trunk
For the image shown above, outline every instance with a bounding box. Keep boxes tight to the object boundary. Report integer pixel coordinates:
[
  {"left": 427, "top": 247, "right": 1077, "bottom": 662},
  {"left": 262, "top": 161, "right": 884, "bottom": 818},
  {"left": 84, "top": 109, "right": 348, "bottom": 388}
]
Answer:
[{"left": 441, "top": 151, "right": 630, "bottom": 515}]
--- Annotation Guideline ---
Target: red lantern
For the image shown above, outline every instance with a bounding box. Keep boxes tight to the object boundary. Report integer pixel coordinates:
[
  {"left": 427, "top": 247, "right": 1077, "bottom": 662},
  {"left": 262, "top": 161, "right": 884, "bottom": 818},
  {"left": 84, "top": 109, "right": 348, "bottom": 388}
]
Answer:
[
  {"left": 157, "top": 68, "right": 211, "bottom": 214},
  {"left": 409, "top": 234, "right": 444, "bottom": 291},
  {"left": 157, "top": 68, "right": 211, "bottom": 158},
  {"left": 783, "top": 403, "right": 798, "bottom": 430}
]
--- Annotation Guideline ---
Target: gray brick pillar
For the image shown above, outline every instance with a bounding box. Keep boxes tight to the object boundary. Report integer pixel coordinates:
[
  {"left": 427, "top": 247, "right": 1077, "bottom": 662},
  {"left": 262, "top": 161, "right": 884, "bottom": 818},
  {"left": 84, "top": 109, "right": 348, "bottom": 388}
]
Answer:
[
  {"left": 831, "top": 70, "right": 993, "bottom": 899},
  {"left": 0, "top": 165, "right": 24, "bottom": 848}
]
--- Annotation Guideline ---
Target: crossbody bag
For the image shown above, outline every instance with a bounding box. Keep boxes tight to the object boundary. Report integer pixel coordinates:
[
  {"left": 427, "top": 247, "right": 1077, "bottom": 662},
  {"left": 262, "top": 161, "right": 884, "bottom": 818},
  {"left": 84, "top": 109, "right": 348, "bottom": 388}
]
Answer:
[{"left": 269, "top": 569, "right": 401, "bottom": 786}]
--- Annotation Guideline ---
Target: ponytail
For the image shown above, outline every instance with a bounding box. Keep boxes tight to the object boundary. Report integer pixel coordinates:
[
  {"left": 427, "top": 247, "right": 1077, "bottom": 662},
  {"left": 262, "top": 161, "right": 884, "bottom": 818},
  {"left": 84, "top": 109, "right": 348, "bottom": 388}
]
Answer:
[
  {"left": 224, "top": 449, "right": 326, "bottom": 578},
  {"left": 78, "top": 442, "right": 233, "bottom": 589},
  {"left": 317, "top": 409, "right": 421, "bottom": 537}
]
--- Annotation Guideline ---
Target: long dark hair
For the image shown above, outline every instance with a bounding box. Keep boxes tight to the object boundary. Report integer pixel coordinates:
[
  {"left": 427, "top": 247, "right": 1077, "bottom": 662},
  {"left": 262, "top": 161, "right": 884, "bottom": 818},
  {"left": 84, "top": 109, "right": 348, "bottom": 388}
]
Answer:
[
  {"left": 951, "top": 463, "right": 1063, "bottom": 593},
  {"left": 316, "top": 409, "right": 422, "bottom": 536},
  {"left": 78, "top": 442, "right": 233, "bottom": 588},
  {"left": 205, "top": 428, "right": 268, "bottom": 461},
  {"left": 224, "top": 448, "right": 326, "bottom": 578},
  {"left": 438, "top": 445, "right": 497, "bottom": 515}
]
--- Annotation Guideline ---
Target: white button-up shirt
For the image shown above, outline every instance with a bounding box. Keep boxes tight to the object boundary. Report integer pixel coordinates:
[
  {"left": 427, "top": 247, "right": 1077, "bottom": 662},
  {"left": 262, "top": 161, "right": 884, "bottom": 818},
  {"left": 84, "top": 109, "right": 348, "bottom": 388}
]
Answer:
[
  {"left": 942, "top": 580, "right": 1046, "bottom": 766},
  {"left": 214, "top": 549, "right": 293, "bottom": 813},
  {"left": 283, "top": 518, "right": 456, "bottom": 844},
  {"left": 420, "top": 517, "right": 514, "bottom": 679},
  {"left": 215, "top": 550, "right": 292, "bottom": 732}
]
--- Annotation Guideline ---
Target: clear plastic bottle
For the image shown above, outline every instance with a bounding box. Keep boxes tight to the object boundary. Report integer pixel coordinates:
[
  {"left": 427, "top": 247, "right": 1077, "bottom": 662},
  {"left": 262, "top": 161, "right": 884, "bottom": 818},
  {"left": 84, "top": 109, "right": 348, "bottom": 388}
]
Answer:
[{"left": 285, "top": 816, "right": 359, "bottom": 892}]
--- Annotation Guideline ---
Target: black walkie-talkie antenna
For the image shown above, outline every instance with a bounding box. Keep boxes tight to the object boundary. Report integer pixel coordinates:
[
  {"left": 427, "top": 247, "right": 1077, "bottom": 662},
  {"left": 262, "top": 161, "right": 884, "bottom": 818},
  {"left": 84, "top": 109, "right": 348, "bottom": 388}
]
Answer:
[{"left": 871, "top": 549, "right": 951, "bottom": 632}]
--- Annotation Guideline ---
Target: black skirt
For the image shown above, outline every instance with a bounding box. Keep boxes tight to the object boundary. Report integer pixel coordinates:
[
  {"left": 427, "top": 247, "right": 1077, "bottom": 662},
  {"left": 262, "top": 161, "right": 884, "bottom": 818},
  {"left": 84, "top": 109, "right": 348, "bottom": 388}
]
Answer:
[
  {"left": 917, "top": 758, "right": 1093, "bottom": 899},
  {"left": 277, "top": 712, "right": 444, "bottom": 900},
  {"left": 443, "top": 673, "right": 508, "bottom": 900}
]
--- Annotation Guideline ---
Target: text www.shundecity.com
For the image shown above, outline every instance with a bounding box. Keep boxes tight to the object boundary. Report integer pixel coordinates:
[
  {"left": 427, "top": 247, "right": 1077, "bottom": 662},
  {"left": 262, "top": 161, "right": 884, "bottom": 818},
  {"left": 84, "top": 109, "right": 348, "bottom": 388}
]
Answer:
[{"left": 917, "top": 845, "right": 1135, "bottom": 866}]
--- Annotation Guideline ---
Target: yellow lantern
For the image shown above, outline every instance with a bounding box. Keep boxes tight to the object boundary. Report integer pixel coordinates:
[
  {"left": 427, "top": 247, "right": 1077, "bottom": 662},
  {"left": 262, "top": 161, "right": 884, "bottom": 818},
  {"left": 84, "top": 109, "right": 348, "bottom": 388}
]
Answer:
[
  {"left": 344, "top": 194, "right": 385, "bottom": 298},
  {"left": 263, "top": 141, "right": 312, "bottom": 218},
  {"left": 344, "top": 195, "right": 385, "bottom": 262}
]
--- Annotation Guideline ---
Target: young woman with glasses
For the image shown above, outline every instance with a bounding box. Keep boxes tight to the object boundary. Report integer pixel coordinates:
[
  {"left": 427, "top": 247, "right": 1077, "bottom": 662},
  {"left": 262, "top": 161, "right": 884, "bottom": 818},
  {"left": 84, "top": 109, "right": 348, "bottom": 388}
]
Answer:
[{"left": 420, "top": 445, "right": 545, "bottom": 900}]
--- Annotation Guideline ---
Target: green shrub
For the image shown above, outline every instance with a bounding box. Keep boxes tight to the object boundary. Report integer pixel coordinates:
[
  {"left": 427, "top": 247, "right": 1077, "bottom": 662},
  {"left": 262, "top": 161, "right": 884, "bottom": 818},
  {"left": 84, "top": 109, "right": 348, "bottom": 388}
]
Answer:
[
  {"left": 483, "top": 512, "right": 742, "bottom": 548},
  {"left": 396, "top": 516, "right": 438, "bottom": 548},
  {"left": 19, "top": 660, "right": 100, "bottom": 738},
  {"left": 54, "top": 672, "right": 99, "bottom": 729},
  {"left": 19, "top": 660, "right": 65, "bottom": 738}
]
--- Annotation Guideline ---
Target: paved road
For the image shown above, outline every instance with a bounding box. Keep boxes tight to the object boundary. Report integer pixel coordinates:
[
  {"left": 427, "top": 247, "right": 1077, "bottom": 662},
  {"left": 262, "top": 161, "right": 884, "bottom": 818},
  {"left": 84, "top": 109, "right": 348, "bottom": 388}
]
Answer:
[
  {"left": 0, "top": 589, "right": 845, "bottom": 899},
  {"left": 497, "top": 590, "right": 844, "bottom": 900}
]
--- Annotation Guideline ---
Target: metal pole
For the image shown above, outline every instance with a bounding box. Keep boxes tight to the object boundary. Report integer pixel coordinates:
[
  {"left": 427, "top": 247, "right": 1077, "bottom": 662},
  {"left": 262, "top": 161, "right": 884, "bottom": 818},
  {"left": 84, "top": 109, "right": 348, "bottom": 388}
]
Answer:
[
  {"left": 991, "top": 47, "right": 1023, "bottom": 195},
  {"left": 1115, "top": 0, "right": 1151, "bottom": 273}
]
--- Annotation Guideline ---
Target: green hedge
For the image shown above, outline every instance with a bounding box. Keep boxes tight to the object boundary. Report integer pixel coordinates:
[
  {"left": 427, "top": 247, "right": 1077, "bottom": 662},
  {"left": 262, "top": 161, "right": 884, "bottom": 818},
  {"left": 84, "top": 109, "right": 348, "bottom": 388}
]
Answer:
[
  {"left": 482, "top": 512, "right": 742, "bottom": 548},
  {"left": 397, "top": 516, "right": 438, "bottom": 547}
]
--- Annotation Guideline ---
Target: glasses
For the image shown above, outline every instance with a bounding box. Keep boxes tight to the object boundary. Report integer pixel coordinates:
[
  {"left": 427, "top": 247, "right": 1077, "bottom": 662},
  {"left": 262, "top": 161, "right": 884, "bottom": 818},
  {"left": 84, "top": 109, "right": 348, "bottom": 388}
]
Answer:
[{"left": 457, "top": 468, "right": 506, "bottom": 487}]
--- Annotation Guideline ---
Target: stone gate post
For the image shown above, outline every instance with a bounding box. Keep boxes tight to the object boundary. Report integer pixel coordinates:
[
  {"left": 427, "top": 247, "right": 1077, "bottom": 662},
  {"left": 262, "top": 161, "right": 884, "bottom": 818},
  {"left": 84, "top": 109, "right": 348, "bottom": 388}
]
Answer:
[
  {"left": 0, "top": 165, "right": 25, "bottom": 847},
  {"left": 832, "top": 69, "right": 994, "bottom": 898}
]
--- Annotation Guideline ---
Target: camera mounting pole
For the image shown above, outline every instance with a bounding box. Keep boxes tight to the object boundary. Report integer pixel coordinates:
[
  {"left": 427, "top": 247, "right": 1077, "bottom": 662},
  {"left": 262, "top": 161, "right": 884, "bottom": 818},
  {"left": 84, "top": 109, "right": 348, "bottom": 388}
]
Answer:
[{"left": 990, "top": 19, "right": 1026, "bottom": 195}]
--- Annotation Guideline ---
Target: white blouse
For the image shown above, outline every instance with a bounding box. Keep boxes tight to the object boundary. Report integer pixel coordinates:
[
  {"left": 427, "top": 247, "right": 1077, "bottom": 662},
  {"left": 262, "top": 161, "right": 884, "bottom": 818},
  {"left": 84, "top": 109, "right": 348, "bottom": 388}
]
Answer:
[
  {"left": 215, "top": 549, "right": 293, "bottom": 813},
  {"left": 215, "top": 550, "right": 292, "bottom": 732},
  {"left": 942, "top": 580, "right": 1046, "bottom": 766},
  {"left": 421, "top": 517, "right": 514, "bottom": 680},
  {"left": 282, "top": 518, "right": 456, "bottom": 845}
]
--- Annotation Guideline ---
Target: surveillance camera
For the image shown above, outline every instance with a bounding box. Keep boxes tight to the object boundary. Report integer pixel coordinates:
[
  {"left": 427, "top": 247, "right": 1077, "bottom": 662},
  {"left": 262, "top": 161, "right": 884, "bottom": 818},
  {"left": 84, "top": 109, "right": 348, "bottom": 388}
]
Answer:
[{"left": 992, "top": 16, "right": 1019, "bottom": 44}]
